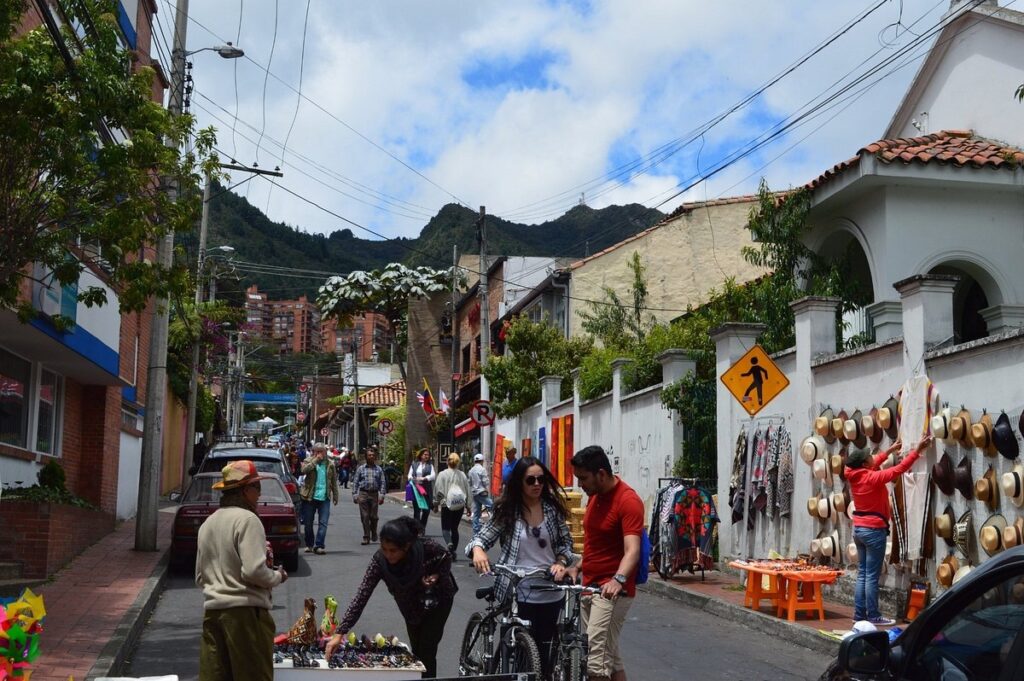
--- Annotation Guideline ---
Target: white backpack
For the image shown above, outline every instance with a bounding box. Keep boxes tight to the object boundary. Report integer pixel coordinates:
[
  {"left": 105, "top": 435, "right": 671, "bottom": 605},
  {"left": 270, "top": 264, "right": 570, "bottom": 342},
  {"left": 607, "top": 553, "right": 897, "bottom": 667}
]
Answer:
[{"left": 445, "top": 482, "right": 466, "bottom": 511}]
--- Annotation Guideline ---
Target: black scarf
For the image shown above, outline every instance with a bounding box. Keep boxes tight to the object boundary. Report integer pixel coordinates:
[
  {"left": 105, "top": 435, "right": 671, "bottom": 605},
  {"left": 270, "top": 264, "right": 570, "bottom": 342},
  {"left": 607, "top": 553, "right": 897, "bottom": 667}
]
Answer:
[{"left": 374, "top": 539, "right": 425, "bottom": 591}]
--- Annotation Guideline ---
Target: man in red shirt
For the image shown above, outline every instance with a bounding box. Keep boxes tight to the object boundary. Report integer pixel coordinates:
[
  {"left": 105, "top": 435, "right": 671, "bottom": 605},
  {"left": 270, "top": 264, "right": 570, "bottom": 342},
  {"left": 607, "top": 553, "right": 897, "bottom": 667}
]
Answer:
[
  {"left": 845, "top": 435, "right": 932, "bottom": 625},
  {"left": 570, "top": 445, "right": 644, "bottom": 681}
]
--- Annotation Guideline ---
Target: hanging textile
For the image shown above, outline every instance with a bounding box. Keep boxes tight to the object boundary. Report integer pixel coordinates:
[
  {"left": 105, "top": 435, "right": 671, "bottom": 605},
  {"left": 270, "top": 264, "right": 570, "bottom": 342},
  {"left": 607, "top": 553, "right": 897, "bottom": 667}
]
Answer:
[
  {"left": 672, "top": 486, "right": 719, "bottom": 572},
  {"left": 729, "top": 430, "right": 748, "bottom": 524},
  {"left": 897, "top": 375, "right": 940, "bottom": 562},
  {"left": 776, "top": 428, "right": 795, "bottom": 518},
  {"left": 750, "top": 426, "right": 771, "bottom": 514}
]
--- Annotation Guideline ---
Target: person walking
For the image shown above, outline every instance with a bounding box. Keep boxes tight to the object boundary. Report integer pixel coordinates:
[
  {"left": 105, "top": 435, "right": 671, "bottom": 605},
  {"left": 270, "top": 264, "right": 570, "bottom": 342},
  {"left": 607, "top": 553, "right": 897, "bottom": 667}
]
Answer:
[
  {"left": 468, "top": 452, "right": 492, "bottom": 535},
  {"left": 299, "top": 443, "right": 340, "bottom": 555},
  {"left": 408, "top": 448, "right": 436, "bottom": 530},
  {"left": 338, "top": 447, "right": 352, "bottom": 488},
  {"left": 845, "top": 435, "right": 932, "bottom": 625},
  {"left": 352, "top": 448, "right": 387, "bottom": 545},
  {"left": 569, "top": 446, "right": 644, "bottom": 681},
  {"left": 433, "top": 452, "right": 471, "bottom": 558},
  {"left": 324, "top": 517, "right": 457, "bottom": 678},
  {"left": 196, "top": 460, "right": 287, "bottom": 681},
  {"left": 467, "top": 456, "right": 577, "bottom": 676},
  {"left": 501, "top": 446, "right": 518, "bottom": 485}
]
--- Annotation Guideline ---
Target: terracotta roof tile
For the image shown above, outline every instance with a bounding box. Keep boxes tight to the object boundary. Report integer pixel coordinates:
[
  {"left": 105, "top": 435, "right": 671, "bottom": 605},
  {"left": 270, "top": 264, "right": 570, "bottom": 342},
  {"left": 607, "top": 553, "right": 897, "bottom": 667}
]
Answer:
[
  {"left": 808, "top": 130, "right": 1024, "bottom": 191},
  {"left": 357, "top": 379, "right": 406, "bottom": 407}
]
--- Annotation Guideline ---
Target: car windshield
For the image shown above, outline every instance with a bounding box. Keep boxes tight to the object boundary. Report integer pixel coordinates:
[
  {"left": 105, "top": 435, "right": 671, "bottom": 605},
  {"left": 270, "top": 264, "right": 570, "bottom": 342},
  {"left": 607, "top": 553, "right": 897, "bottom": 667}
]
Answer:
[
  {"left": 199, "top": 450, "right": 286, "bottom": 475},
  {"left": 183, "top": 476, "right": 290, "bottom": 504}
]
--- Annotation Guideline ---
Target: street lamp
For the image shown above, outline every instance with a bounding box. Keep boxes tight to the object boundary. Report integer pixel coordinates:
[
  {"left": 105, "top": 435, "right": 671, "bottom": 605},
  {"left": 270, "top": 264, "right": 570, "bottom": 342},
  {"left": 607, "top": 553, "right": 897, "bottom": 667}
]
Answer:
[{"left": 184, "top": 43, "right": 245, "bottom": 60}]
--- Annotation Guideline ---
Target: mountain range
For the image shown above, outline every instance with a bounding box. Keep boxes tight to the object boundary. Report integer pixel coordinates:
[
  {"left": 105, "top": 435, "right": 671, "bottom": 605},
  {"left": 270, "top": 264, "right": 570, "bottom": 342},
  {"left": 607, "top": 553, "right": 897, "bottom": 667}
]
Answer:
[{"left": 201, "top": 184, "right": 665, "bottom": 302}]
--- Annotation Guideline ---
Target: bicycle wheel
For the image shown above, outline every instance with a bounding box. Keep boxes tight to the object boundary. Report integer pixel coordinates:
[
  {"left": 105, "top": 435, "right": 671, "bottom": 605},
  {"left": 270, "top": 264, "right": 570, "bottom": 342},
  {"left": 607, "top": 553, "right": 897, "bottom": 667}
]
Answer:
[
  {"left": 553, "top": 644, "right": 585, "bottom": 681},
  {"left": 459, "top": 612, "right": 488, "bottom": 675},
  {"left": 507, "top": 628, "right": 542, "bottom": 677}
]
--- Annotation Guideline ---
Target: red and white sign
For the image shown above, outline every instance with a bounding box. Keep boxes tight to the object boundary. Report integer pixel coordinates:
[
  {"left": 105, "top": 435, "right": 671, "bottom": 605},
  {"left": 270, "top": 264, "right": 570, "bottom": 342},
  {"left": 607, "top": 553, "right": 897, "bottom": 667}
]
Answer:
[
  {"left": 298, "top": 384, "right": 309, "bottom": 394},
  {"left": 297, "top": 412, "right": 306, "bottom": 423},
  {"left": 377, "top": 418, "right": 395, "bottom": 436},
  {"left": 454, "top": 418, "right": 478, "bottom": 438},
  {"left": 320, "top": 427, "right": 329, "bottom": 436},
  {"left": 470, "top": 400, "right": 495, "bottom": 426}
]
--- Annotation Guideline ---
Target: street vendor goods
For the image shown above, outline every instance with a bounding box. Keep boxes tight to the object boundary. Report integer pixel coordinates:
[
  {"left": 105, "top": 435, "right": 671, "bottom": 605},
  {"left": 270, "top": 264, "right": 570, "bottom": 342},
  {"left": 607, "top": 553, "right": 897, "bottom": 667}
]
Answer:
[
  {"left": 287, "top": 598, "right": 319, "bottom": 646},
  {"left": 273, "top": 634, "right": 423, "bottom": 671},
  {"left": 1, "top": 588, "right": 46, "bottom": 680}
]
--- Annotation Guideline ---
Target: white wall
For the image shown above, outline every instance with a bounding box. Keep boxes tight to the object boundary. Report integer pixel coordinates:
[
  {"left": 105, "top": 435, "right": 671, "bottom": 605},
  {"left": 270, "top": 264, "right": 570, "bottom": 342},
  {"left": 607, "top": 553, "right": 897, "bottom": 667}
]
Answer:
[
  {"left": 117, "top": 431, "right": 142, "bottom": 520},
  {"left": 76, "top": 269, "right": 121, "bottom": 353},
  {"left": 0, "top": 458, "right": 39, "bottom": 496}
]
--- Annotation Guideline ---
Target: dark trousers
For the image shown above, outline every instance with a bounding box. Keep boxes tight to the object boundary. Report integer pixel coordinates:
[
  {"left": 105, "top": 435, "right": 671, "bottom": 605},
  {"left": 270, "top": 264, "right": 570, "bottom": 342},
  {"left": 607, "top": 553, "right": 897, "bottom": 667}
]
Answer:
[
  {"left": 413, "top": 482, "right": 432, "bottom": 530},
  {"left": 199, "top": 606, "right": 274, "bottom": 681},
  {"left": 517, "top": 598, "right": 563, "bottom": 678},
  {"left": 406, "top": 597, "right": 453, "bottom": 678},
  {"left": 358, "top": 492, "right": 380, "bottom": 540},
  {"left": 440, "top": 507, "right": 462, "bottom": 553}
]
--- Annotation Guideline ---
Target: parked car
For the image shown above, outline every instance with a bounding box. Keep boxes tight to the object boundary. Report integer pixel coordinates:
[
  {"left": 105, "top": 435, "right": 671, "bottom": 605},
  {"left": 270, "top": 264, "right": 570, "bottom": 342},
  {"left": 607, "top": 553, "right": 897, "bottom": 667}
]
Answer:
[
  {"left": 821, "top": 545, "right": 1024, "bottom": 680},
  {"left": 198, "top": 447, "right": 300, "bottom": 506},
  {"left": 170, "top": 472, "right": 301, "bottom": 574}
]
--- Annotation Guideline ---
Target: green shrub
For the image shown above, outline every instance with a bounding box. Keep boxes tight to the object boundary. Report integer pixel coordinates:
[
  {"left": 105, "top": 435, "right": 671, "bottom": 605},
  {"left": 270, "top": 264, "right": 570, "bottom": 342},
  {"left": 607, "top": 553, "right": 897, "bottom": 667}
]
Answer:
[{"left": 37, "top": 460, "right": 67, "bottom": 491}]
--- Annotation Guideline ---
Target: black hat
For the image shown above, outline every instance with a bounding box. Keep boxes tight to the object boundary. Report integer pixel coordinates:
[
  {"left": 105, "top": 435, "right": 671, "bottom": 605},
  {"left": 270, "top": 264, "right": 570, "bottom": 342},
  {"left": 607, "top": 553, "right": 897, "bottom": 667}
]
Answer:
[{"left": 992, "top": 411, "right": 1019, "bottom": 460}]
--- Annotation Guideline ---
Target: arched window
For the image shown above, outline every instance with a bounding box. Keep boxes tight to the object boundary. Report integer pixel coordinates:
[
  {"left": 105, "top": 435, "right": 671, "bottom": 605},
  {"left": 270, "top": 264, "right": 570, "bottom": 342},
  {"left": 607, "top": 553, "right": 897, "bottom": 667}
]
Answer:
[{"left": 928, "top": 264, "right": 997, "bottom": 343}]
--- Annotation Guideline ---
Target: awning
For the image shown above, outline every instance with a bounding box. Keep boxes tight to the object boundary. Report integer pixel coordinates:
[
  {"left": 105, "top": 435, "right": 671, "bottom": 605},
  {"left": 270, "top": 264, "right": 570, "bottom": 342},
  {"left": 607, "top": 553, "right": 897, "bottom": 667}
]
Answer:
[{"left": 455, "top": 418, "right": 478, "bottom": 438}]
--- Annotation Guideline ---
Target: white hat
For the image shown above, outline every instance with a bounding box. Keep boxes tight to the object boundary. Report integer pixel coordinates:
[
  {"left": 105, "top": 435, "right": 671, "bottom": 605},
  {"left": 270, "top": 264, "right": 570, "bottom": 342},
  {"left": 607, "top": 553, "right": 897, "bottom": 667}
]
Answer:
[
  {"left": 801, "top": 435, "right": 827, "bottom": 465},
  {"left": 813, "top": 458, "right": 833, "bottom": 486},
  {"left": 473, "top": 453, "right": 484, "bottom": 462},
  {"left": 1001, "top": 464, "right": 1024, "bottom": 507},
  {"left": 846, "top": 542, "right": 858, "bottom": 564}
]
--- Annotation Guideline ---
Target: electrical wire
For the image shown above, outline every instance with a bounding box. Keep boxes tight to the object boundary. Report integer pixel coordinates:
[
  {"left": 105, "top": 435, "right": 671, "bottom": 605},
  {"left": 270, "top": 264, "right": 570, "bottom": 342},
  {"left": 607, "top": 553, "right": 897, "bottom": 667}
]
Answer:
[
  {"left": 231, "top": 0, "right": 244, "bottom": 161},
  {"left": 254, "top": 0, "right": 279, "bottom": 166}
]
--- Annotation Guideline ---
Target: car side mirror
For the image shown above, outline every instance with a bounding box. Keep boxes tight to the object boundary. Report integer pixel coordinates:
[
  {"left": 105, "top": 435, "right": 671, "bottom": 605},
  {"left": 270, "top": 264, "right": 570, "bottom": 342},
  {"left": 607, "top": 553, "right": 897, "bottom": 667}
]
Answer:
[
  {"left": 838, "top": 630, "right": 890, "bottom": 675},
  {"left": 169, "top": 491, "right": 182, "bottom": 503}
]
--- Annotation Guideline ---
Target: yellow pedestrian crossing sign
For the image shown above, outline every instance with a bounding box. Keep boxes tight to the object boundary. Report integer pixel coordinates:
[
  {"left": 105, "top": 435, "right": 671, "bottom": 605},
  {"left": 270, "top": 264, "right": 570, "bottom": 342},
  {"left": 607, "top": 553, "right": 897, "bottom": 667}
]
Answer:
[{"left": 721, "top": 344, "right": 789, "bottom": 416}]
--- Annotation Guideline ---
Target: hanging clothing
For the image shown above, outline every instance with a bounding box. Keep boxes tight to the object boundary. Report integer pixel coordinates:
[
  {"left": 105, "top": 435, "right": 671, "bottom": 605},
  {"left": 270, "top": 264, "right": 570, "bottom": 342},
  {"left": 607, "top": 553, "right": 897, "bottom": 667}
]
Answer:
[
  {"left": 896, "top": 375, "right": 940, "bottom": 562},
  {"left": 729, "top": 430, "right": 748, "bottom": 525},
  {"left": 776, "top": 428, "right": 795, "bottom": 518},
  {"left": 897, "top": 376, "right": 939, "bottom": 451}
]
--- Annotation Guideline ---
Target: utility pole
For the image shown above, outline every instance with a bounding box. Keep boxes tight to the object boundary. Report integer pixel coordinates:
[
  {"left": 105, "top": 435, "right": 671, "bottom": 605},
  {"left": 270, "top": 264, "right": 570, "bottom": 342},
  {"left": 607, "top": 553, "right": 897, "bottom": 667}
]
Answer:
[
  {"left": 449, "top": 244, "right": 458, "bottom": 449},
  {"left": 352, "top": 341, "right": 361, "bottom": 458},
  {"left": 476, "top": 206, "right": 491, "bottom": 460},
  {"left": 136, "top": 0, "right": 189, "bottom": 551}
]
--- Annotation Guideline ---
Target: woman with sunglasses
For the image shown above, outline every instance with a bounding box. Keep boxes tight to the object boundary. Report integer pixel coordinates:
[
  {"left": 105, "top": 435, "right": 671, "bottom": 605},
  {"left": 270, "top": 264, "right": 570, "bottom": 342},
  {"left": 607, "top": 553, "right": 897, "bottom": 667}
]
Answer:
[{"left": 466, "top": 456, "right": 578, "bottom": 676}]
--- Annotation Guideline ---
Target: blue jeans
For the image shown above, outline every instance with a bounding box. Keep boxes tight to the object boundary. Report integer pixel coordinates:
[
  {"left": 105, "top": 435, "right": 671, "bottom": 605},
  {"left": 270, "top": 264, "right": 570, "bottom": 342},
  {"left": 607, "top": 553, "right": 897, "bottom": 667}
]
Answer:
[
  {"left": 471, "top": 492, "right": 493, "bottom": 534},
  {"left": 302, "top": 498, "right": 331, "bottom": 549},
  {"left": 853, "top": 526, "right": 888, "bottom": 621}
]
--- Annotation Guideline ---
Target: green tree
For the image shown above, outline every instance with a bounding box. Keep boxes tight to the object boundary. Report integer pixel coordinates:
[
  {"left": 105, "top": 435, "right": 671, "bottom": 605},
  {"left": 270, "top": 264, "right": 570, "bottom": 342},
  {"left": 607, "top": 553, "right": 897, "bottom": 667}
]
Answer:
[
  {"left": 482, "top": 316, "right": 593, "bottom": 418},
  {"left": 371, "top": 405, "right": 406, "bottom": 466},
  {"left": 0, "top": 0, "right": 217, "bottom": 318},
  {"left": 576, "top": 251, "right": 657, "bottom": 349}
]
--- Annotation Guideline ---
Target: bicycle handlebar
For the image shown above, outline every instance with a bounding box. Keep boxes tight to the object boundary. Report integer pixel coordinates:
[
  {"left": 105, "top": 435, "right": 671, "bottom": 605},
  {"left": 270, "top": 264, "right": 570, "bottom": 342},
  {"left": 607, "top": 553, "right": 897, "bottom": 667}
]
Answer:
[{"left": 488, "top": 564, "right": 553, "bottom": 580}]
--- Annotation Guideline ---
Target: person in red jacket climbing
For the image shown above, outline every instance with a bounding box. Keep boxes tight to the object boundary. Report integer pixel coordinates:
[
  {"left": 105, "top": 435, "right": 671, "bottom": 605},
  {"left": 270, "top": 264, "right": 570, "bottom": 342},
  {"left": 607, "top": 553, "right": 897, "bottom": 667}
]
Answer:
[{"left": 845, "top": 434, "right": 933, "bottom": 626}]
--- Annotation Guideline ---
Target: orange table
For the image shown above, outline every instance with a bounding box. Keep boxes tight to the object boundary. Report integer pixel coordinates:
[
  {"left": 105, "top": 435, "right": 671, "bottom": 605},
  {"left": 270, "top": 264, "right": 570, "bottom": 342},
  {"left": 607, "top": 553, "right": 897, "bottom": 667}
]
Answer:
[{"left": 730, "top": 561, "right": 842, "bottom": 622}]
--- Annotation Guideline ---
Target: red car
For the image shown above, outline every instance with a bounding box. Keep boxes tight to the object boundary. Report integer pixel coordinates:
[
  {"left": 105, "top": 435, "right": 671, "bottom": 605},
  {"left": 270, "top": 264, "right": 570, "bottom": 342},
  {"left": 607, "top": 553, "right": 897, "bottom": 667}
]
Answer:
[{"left": 170, "top": 473, "right": 301, "bottom": 573}]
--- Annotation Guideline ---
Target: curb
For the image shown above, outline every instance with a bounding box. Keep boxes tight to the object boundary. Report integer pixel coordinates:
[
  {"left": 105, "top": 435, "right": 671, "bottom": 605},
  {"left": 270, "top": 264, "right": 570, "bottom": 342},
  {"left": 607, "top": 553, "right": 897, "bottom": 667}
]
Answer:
[
  {"left": 638, "top": 577, "right": 839, "bottom": 656},
  {"left": 88, "top": 549, "right": 170, "bottom": 678}
]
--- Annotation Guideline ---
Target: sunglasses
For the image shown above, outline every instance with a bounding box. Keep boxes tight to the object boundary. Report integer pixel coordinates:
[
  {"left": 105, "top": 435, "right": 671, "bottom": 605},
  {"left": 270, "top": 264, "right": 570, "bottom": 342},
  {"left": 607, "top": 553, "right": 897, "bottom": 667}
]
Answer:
[
  {"left": 529, "top": 525, "right": 548, "bottom": 549},
  {"left": 524, "top": 475, "right": 545, "bottom": 486}
]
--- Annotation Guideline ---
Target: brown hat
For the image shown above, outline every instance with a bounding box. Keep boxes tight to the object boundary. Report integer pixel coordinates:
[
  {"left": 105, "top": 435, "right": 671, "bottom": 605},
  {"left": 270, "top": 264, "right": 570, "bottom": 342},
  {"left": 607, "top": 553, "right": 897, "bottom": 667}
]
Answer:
[
  {"left": 950, "top": 408, "right": 974, "bottom": 448},
  {"left": 830, "top": 447, "right": 848, "bottom": 479},
  {"left": 932, "top": 453, "right": 955, "bottom": 496},
  {"left": 953, "top": 456, "right": 974, "bottom": 500},
  {"left": 832, "top": 410, "right": 849, "bottom": 444},
  {"left": 877, "top": 397, "right": 900, "bottom": 440},
  {"left": 843, "top": 410, "right": 867, "bottom": 449},
  {"left": 815, "top": 407, "right": 837, "bottom": 443},
  {"left": 863, "top": 407, "right": 883, "bottom": 444},
  {"left": 934, "top": 504, "right": 956, "bottom": 547},
  {"left": 974, "top": 466, "right": 1000, "bottom": 512},
  {"left": 971, "top": 412, "right": 998, "bottom": 456},
  {"left": 807, "top": 495, "right": 821, "bottom": 518},
  {"left": 936, "top": 554, "right": 959, "bottom": 587},
  {"left": 979, "top": 514, "right": 1008, "bottom": 557},
  {"left": 992, "top": 411, "right": 1019, "bottom": 460},
  {"left": 832, "top": 486, "right": 851, "bottom": 514},
  {"left": 1002, "top": 517, "right": 1024, "bottom": 549}
]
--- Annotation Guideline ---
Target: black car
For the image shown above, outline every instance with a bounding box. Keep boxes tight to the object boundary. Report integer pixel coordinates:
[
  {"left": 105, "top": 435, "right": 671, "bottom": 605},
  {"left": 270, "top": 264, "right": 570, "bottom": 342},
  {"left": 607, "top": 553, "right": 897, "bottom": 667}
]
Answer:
[
  {"left": 198, "top": 446, "right": 300, "bottom": 506},
  {"left": 822, "top": 545, "right": 1024, "bottom": 680}
]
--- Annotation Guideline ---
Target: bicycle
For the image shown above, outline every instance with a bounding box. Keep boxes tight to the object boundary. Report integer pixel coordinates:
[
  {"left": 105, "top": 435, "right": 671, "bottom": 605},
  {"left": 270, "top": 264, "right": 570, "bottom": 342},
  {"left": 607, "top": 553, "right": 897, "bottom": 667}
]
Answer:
[
  {"left": 458, "top": 564, "right": 546, "bottom": 677},
  {"left": 537, "top": 580, "right": 600, "bottom": 681}
]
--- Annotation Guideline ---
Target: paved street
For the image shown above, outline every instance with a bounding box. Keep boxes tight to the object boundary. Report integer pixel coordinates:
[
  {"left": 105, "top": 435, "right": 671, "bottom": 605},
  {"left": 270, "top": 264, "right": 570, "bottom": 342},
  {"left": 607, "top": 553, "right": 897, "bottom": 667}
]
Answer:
[{"left": 126, "top": 499, "right": 831, "bottom": 680}]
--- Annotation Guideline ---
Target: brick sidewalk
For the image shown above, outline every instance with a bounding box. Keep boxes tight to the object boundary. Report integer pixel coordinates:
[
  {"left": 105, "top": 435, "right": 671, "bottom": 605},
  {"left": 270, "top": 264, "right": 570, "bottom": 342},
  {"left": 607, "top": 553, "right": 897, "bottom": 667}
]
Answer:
[{"left": 29, "top": 511, "right": 173, "bottom": 681}]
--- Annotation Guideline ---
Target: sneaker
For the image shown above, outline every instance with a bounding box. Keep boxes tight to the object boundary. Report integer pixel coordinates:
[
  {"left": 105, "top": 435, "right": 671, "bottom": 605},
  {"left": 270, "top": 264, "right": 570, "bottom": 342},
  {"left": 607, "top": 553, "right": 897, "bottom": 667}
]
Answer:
[
  {"left": 868, "top": 617, "right": 896, "bottom": 626},
  {"left": 314, "top": 547, "right": 326, "bottom": 555},
  {"left": 304, "top": 547, "right": 314, "bottom": 553}
]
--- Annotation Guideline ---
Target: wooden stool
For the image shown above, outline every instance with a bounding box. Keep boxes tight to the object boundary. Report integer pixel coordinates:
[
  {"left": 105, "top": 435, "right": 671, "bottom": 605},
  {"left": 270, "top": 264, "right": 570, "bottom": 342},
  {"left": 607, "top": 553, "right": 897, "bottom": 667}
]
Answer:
[
  {"left": 743, "top": 571, "right": 783, "bottom": 611},
  {"left": 777, "top": 578, "right": 825, "bottom": 622}
]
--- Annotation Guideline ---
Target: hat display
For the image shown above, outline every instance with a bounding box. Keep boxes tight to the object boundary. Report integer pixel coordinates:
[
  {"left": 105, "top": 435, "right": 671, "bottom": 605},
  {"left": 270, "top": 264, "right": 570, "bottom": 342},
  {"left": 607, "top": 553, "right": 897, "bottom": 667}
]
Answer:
[
  {"left": 979, "top": 514, "right": 1008, "bottom": 557},
  {"left": 952, "top": 564, "right": 974, "bottom": 585},
  {"left": 953, "top": 456, "right": 974, "bottom": 500},
  {"left": 932, "top": 453, "right": 955, "bottom": 496},
  {"left": 832, "top": 487, "right": 850, "bottom": 514},
  {"left": 813, "top": 458, "right": 833, "bottom": 487},
  {"left": 830, "top": 448, "right": 848, "bottom": 479},
  {"left": 992, "top": 411, "right": 1019, "bottom": 460},
  {"left": 1000, "top": 463, "right": 1024, "bottom": 507},
  {"left": 817, "top": 494, "right": 837, "bottom": 521},
  {"left": 1002, "top": 517, "right": 1024, "bottom": 549},
  {"left": 832, "top": 410, "right": 849, "bottom": 444},
  {"left": 815, "top": 408, "right": 837, "bottom": 443},
  {"left": 974, "top": 466, "right": 1000, "bottom": 512},
  {"left": 971, "top": 412, "right": 998, "bottom": 456},
  {"left": 810, "top": 530, "right": 828, "bottom": 556},
  {"left": 846, "top": 542, "right": 859, "bottom": 564},
  {"left": 801, "top": 435, "right": 828, "bottom": 465},
  {"left": 821, "top": 529, "right": 840, "bottom": 558},
  {"left": 843, "top": 410, "right": 867, "bottom": 449},
  {"left": 212, "top": 459, "right": 272, "bottom": 490},
  {"left": 934, "top": 504, "right": 956, "bottom": 547},
  {"left": 877, "top": 397, "right": 900, "bottom": 440},
  {"left": 863, "top": 407, "right": 883, "bottom": 444},
  {"left": 931, "top": 407, "right": 954, "bottom": 442},
  {"left": 950, "top": 408, "right": 974, "bottom": 448},
  {"left": 807, "top": 495, "right": 821, "bottom": 518},
  {"left": 954, "top": 511, "right": 973, "bottom": 558},
  {"left": 936, "top": 554, "right": 960, "bottom": 587}
]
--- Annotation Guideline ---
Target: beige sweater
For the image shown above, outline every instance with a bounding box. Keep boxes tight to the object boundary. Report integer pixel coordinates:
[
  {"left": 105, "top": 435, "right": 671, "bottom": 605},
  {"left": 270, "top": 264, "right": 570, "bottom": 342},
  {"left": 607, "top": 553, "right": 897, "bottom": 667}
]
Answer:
[
  {"left": 196, "top": 506, "right": 283, "bottom": 611},
  {"left": 434, "top": 468, "right": 471, "bottom": 509}
]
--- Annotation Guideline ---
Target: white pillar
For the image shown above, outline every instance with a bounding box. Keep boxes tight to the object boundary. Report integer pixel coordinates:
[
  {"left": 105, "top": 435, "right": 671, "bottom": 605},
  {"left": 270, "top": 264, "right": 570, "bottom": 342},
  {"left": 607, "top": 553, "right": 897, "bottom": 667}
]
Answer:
[
  {"left": 610, "top": 358, "right": 633, "bottom": 477},
  {"left": 894, "top": 274, "right": 958, "bottom": 375},
  {"left": 658, "top": 349, "right": 696, "bottom": 478}
]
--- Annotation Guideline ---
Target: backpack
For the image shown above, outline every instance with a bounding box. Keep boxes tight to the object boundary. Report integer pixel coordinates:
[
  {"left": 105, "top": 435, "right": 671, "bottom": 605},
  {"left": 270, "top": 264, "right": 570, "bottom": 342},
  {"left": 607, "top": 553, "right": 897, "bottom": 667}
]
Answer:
[
  {"left": 445, "top": 481, "right": 467, "bottom": 511},
  {"left": 635, "top": 528, "right": 652, "bottom": 585}
]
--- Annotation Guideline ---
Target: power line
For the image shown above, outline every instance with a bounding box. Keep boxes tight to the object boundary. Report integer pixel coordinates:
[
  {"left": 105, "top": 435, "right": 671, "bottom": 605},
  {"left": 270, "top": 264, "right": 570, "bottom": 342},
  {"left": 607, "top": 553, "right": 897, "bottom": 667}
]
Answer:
[
  {"left": 254, "top": 0, "right": 279, "bottom": 166},
  {"left": 231, "top": 0, "right": 244, "bottom": 159}
]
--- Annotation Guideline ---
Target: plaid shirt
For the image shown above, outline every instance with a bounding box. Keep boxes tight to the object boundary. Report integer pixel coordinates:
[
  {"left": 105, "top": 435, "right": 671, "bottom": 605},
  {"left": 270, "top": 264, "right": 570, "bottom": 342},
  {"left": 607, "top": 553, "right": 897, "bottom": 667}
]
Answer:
[
  {"left": 464, "top": 499, "right": 578, "bottom": 604},
  {"left": 352, "top": 464, "right": 386, "bottom": 499}
]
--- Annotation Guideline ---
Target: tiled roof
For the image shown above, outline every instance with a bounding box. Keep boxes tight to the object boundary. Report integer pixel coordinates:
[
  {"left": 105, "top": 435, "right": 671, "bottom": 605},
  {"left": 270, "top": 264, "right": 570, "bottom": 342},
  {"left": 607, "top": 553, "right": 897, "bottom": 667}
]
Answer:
[
  {"left": 357, "top": 379, "right": 406, "bottom": 407},
  {"left": 808, "top": 130, "right": 1024, "bottom": 191}
]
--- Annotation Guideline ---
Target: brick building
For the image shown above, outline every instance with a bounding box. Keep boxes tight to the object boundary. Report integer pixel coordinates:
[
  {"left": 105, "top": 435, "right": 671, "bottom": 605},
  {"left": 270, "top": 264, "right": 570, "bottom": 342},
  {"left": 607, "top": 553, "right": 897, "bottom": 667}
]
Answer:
[
  {"left": 244, "top": 285, "right": 322, "bottom": 354},
  {"left": 321, "top": 312, "right": 391, "bottom": 361}
]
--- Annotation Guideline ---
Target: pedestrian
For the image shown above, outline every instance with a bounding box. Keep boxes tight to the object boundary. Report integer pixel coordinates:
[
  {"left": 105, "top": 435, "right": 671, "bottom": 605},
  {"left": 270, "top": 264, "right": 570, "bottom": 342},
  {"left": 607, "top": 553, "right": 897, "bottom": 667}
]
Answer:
[
  {"left": 299, "top": 443, "right": 340, "bottom": 555},
  {"left": 324, "top": 517, "right": 457, "bottom": 678},
  {"left": 468, "top": 452, "right": 493, "bottom": 535},
  {"left": 338, "top": 447, "right": 352, "bottom": 488},
  {"left": 433, "top": 452, "right": 471, "bottom": 558},
  {"left": 569, "top": 445, "right": 644, "bottom": 681},
  {"left": 408, "top": 448, "right": 436, "bottom": 530},
  {"left": 352, "top": 448, "right": 387, "bottom": 545},
  {"left": 845, "top": 435, "right": 932, "bottom": 625},
  {"left": 501, "top": 446, "right": 518, "bottom": 485},
  {"left": 196, "top": 460, "right": 287, "bottom": 681},
  {"left": 468, "top": 456, "right": 577, "bottom": 677}
]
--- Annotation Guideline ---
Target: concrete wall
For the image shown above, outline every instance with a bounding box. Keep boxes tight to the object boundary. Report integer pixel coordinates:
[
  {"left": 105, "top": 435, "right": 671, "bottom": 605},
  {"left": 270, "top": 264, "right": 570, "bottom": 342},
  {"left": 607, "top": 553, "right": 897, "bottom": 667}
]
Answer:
[{"left": 117, "top": 430, "right": 142, "bottom": 520}]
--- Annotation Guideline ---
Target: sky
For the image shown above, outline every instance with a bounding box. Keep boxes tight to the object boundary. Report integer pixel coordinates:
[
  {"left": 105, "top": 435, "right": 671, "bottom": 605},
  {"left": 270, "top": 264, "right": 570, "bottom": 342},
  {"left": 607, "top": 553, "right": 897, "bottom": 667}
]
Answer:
[{"left": 150, "top": 0, "right": 966, "bottom": 240}]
